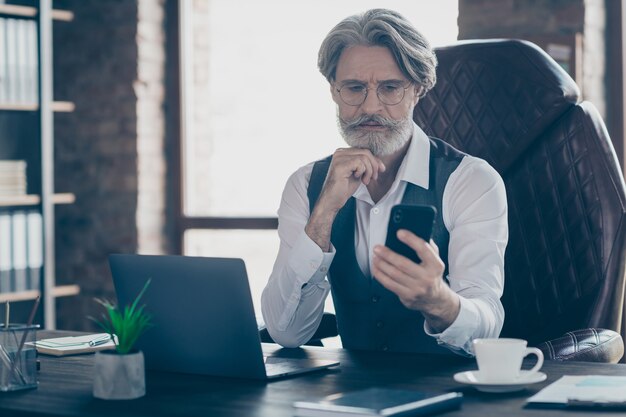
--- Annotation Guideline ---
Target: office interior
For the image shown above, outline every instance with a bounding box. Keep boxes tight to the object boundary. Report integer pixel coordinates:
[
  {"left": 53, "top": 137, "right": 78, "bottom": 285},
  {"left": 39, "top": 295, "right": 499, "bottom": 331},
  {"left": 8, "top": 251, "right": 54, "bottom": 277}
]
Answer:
[{"left": 0, "top": 0, "right": 625, "bottom": 356}]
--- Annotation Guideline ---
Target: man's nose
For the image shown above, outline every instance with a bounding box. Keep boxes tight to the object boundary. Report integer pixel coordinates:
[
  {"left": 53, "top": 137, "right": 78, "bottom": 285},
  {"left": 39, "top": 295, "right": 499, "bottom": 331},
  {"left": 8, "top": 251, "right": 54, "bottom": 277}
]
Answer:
[{"left": 360, "top": 88, "right": 384, "bottom": 113}]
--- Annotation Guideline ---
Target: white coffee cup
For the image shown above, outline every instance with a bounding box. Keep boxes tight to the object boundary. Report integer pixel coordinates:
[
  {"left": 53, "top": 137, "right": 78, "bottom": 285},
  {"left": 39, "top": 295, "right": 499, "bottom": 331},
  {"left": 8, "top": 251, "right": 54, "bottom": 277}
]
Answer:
[{"left": 472, "top": 338, "right": 544, "bottom": 383}]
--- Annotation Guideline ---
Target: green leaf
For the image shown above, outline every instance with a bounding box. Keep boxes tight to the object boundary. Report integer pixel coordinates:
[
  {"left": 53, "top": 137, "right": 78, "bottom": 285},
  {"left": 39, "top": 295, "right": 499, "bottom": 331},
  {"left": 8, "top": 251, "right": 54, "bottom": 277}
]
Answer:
[{"left": 89, "top": 278, "right": 154, "bottom": 354}]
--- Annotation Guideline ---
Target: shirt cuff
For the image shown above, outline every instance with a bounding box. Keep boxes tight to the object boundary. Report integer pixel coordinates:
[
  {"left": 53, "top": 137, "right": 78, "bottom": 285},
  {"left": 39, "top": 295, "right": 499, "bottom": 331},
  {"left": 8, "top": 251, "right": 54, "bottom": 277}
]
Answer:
[
  {"left": 277, "top": 232, "right": 334, "bottom": 331},
  {"left": 424, "top": 296, "right": 480, "bottom": 355},
  {"left": 287, "top": 231, "right": 335, "bottom": 285}
]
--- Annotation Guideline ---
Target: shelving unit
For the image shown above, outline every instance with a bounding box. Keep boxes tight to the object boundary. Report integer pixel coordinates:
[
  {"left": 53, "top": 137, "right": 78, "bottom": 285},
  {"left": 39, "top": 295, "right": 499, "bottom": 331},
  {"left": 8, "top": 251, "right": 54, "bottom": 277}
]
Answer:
[
  {"left": 0, "top": 4, "right": 74, "bottom": 21},
  {"left": 0, "top": 101, "right": 76, "bottom": 112},
  {"left": 0, "top": 284, "right": 80, "bottom": 303},
  {"left": 0, "top": 1, "right": 78, "bottom": 327},
  {"left": 0, "top": 193, "right": 75, "bottom": 208}
]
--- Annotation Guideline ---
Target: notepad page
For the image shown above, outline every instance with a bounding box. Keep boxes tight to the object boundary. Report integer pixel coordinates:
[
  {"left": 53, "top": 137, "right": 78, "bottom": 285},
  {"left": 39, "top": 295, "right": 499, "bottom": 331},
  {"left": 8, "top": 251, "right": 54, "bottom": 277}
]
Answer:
[{"left": 528, "top": 375, "right": 626, "bottom": 405}]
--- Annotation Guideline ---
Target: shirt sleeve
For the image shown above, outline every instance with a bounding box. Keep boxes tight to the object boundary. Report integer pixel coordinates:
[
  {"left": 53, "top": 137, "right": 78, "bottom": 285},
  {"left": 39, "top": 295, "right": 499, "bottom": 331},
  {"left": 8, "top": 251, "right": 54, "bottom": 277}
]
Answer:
[
  {"left": 261, "top": 164, "right": 334, "bottom": 348},
  {"left": 425, "top": 156, "right": 508, "bottom": 355}
]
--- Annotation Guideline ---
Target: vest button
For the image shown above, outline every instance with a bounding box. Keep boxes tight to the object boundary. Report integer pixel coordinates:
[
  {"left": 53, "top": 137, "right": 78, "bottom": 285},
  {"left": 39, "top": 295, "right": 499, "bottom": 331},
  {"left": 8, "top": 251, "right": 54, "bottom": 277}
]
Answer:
[
  {"left": 376, "top": 321, "right": 384, "bottom": 328},
  {"left": 371, "top": 296, "right": 380, "bottom": 303}
]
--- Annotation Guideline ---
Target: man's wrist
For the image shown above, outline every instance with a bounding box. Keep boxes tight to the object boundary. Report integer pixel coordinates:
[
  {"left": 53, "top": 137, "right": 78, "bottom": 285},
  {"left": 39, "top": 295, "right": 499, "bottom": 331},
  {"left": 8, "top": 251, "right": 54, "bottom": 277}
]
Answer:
[
  {"left": 305, "top": 204, "right": 339, "bottom": 252},
  {"left": 422, "top": 286, "right": 461, "bottom": 333}
]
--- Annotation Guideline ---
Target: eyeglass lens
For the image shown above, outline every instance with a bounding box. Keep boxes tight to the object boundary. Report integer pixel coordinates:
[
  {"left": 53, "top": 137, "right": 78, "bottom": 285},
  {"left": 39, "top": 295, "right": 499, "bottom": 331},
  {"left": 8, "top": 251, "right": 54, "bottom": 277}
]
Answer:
[{"left": 338, "top": 82, "right": 409, "bottom": 106}]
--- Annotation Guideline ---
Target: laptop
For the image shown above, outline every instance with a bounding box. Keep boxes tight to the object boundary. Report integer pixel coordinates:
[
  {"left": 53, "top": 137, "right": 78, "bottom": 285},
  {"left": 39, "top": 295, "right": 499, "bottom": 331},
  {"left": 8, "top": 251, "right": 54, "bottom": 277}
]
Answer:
[{"left": 109, "top": 254, "right": 339, "bottom": 380}]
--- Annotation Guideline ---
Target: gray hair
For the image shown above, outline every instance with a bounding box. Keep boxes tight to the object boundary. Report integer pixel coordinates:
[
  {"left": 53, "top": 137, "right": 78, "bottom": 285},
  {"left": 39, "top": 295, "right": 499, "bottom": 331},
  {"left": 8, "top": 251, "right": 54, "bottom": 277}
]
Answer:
[{"left": 318, "top": 9, "right": 437, "bottom": 98}]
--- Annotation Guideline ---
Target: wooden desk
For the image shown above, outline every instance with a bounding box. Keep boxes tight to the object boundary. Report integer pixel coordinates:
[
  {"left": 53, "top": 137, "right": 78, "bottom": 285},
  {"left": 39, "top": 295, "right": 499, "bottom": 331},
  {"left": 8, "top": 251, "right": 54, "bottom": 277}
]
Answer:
[{"left": 1, "top": 330, "right": 625, "bottom": 416}]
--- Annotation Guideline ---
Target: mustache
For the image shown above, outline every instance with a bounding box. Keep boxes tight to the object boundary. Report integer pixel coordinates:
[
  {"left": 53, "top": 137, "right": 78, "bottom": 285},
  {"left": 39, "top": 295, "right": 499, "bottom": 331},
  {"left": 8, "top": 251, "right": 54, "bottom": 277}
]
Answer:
[{"left": 340, "top": 114, "right": 403, "bottom": 131}]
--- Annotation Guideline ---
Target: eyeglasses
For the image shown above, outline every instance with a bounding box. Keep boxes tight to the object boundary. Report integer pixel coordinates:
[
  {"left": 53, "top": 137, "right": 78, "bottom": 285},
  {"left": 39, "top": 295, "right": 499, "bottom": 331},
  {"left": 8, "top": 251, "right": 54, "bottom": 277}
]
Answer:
[{"left": 335, "top": 81, "right": 413, "bottom": 106}]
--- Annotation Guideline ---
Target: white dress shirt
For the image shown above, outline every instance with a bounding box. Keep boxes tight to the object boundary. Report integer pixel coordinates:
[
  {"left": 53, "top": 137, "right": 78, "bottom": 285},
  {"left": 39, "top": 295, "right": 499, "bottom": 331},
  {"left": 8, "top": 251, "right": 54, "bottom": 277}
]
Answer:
[{"left": 261, "top": 123, "right": 508, "bottom": 355}]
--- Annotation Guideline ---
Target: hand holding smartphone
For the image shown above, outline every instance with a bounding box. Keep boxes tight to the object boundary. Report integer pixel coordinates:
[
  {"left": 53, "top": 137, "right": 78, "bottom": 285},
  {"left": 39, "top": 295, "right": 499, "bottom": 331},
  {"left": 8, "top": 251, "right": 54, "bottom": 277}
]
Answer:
[{"left": 384, "top": 204, "right": 436, "bottom": 264}]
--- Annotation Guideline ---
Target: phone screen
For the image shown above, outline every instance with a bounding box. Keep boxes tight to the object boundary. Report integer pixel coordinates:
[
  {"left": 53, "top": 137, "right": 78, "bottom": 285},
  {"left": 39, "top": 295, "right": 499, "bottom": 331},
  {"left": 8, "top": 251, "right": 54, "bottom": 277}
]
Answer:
[{"left": 384, "top": 204, "right": 436, "bottom": 264}]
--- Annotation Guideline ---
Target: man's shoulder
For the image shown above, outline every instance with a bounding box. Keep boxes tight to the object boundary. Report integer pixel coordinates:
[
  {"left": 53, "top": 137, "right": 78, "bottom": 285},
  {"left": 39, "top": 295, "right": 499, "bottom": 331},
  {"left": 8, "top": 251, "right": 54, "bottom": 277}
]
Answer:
[
  {"left": 425, "top": 136, "right": 502, "bottom": 182},
  {"left": 427, "top": 136, "right": 467, "bottom": 163},
  {"left": 453, "top": 154, "right": 503, "bottom": 186}
]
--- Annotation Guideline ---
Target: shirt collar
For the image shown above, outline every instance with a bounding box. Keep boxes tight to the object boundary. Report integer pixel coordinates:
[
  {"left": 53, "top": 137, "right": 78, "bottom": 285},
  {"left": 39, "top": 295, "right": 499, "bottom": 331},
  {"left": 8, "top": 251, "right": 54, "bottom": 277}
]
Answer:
[{"left": 396, "top": 122, "right": 430, "bottom": 190}]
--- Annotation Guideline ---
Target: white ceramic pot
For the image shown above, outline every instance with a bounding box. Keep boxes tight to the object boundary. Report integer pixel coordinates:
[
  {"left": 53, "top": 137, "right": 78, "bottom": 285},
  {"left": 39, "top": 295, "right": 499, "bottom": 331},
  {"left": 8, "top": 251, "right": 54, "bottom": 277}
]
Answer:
[{"left": 92, "top": 350, "right": 145, "bottom": 400}]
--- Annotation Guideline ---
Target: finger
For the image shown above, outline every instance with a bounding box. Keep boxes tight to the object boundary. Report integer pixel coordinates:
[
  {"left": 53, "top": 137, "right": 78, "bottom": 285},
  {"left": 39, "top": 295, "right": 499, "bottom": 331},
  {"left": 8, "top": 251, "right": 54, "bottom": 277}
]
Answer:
[
  {"left": 351, "top": 159, "right": 367, "bottom": 179},
  {"left": 356, "top": 155, "right": 375, "bottom": 185},
  {"left": 378, "top": 160, "right": 386, "bottom": 174},
  {"left": 345, "top": 148, "right": 385, "bottom": 181},
  {"left": 350, "top": 151, "right": 379, "bottom": 182},
  {"left": 361, "top": 153, "right": 382, "bottom": 181},
  {"left": 363, "top": 153, "right": 384, "bottom": 181},
  {"left": 372, "top": 256, "right": 412, "bottom": 297},
  {"left": 333, "top": 152, "right": 373, "bottom": 183},
  {"left": 397, "top": 230, "right": 444, "bottom": 273},
  {"left": 430, "top": 239, "right": 439, "bottom": 255},
  {"left": 374, "top": 244, "right": 422, "bottom": 278},
  {"left": 372, "top": 252, "right": 415, "bottom": 289}
]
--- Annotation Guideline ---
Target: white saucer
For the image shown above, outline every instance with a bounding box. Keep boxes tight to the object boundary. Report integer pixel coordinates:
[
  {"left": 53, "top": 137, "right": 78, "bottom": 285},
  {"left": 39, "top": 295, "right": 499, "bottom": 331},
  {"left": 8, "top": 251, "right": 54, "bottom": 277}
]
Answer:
[{"left": 453, "top": 370, "right": 547, "bottom": 393}]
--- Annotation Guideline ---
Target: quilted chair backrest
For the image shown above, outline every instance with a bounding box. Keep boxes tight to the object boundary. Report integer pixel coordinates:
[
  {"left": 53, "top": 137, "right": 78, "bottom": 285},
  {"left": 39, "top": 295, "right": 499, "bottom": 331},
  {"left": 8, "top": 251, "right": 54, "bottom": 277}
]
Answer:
[{"left": 414, "top": 39, "right": 626, "bottom": 345}]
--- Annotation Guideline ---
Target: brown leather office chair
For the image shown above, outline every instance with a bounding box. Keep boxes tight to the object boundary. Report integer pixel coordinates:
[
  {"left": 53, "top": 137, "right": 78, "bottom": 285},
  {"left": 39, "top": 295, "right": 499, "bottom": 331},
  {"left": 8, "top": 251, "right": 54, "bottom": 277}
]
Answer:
[
  {"left": 413, "top": 39, "right": 626, "bottom": 363},
  {"left": 262, "top": 39, "right": 626, "bottom": 362}
]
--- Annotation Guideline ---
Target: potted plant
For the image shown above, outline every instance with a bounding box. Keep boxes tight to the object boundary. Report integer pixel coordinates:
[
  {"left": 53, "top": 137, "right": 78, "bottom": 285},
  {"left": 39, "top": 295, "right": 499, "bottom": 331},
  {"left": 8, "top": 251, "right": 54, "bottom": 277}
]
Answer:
[{"left": 91, "top": 279, "right": 152, "bottom": 400}]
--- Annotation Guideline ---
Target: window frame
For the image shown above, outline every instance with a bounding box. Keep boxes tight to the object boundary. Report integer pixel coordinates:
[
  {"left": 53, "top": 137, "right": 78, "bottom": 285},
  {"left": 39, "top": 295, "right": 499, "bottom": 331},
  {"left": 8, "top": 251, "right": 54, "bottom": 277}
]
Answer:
[
  {"left": 166, "top": 0, "right": 278, "bottom": 255},
  {"left": 167, "top": 0, "right": 626, "bottom": 255},
  {"left": 607, "top": 0, "right": 626, "bottom": 173}
]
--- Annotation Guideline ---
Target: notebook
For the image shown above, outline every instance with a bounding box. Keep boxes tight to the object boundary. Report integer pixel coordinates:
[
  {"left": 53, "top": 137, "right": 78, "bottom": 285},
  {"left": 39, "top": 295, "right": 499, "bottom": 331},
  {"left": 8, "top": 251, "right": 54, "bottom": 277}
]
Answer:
[
  {"left": 293, "top": 387, "right": 463, "bottom": 417},
  {"left": 109, "top": 254, "right": 339, "bottom": 380},
  {"left": 35, "top": 333, "right": 116, "bottom": 356}
]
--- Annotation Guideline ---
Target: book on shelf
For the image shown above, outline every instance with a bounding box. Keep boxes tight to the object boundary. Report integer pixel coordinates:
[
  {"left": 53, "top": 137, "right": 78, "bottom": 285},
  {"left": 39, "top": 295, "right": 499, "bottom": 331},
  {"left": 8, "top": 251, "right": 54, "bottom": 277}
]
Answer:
[
  {"left": 0, "top": 160, "right": 27, "bottom": 197},
  {"left": 5, "top": 17, "right": 17, "bottom": 104},
  {"left": 293, "top": 388, "right": 463, "bottom": 417},
  {"left": 0, "top": 212, "right": 11, "bottom": 292},
  {"left": 0, "top": 17, "right": 5, "bottom": 103},
  {"left": 11, "top": 210, "right": 26, "bottom": 291},
  {"left": 26, "top": 210, "right": 42, "bottom": 290},
  {"left": 16, "top": 18, "right": 27, "bottom": 103},
  {"left": 0, "top": 208, "right": 42, "bottom": 293},
  {"left": 0, "top": 16, "right": 38, "bottom": 106},
  {"left": 0, "top": 160, "right": 26, "bottom": 168}
]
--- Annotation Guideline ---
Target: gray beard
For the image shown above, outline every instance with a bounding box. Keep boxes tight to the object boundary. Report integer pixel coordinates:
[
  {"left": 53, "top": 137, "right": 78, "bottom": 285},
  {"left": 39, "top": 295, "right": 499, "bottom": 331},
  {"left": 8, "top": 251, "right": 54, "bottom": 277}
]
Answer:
[{"left": 337, "top": 113, "right": 413, "bottom": 157}]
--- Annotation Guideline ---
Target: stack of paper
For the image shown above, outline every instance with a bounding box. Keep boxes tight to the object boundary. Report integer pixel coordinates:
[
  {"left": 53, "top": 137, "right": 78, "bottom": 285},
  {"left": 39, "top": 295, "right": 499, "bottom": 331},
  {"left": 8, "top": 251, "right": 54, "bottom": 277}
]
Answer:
[
  {"left": 0, "top": 160, "right": 27, "bottom": 197},
  {"left": 34, "top": 333, "right": 117, "bottom": 356},
  {"left": 527, "top": 375, "right": 626, "bottom": 408}
]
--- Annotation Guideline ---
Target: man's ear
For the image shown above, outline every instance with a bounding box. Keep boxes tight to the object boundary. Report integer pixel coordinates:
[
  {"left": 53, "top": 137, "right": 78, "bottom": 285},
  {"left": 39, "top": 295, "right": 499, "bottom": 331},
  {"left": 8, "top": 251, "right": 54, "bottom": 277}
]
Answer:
[
  {"left": 330, "top": 82, "right": 340, "bottom": 104},
  {"left": 412, "top": 85, "right": 424, "bottom": 105}
]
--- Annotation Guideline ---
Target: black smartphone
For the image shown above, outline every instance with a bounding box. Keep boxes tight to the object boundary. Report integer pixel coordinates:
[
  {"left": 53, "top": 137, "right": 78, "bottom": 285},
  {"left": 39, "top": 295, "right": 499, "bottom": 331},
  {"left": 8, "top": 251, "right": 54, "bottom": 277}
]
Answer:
[{"left": 384, "top": 204, "right": 436, "bottom": 264}]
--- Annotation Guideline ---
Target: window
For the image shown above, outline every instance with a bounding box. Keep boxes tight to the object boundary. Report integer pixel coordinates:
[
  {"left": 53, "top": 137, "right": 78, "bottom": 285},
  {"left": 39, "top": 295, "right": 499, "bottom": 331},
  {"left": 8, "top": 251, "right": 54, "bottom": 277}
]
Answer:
[{"left": 177, "top": 1, "right": 459, "bottom": 316}]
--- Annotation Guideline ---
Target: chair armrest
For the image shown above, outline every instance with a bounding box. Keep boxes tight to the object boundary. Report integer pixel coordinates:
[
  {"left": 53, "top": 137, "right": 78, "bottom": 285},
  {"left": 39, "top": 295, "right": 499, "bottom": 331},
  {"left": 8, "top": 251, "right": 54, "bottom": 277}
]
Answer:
[
  {"left": 535, "top": 329, "right": 624, "bottom": 363},
  {"left": 259, "top": 313, "right": 338, "bottom": 347}
]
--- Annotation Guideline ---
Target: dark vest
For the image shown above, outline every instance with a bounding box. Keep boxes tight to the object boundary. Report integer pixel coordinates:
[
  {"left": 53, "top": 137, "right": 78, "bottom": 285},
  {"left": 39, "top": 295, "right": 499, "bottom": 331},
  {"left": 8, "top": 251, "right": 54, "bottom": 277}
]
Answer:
[{"left": 307, "top": 137, "right": 465, "bottom": 354}]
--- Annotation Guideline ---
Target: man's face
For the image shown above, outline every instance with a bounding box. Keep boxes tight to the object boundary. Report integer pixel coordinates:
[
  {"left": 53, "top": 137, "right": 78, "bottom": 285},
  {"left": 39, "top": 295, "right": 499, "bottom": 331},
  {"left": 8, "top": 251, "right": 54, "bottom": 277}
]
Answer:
[{"left": 332, "top": 45, "right": 421, "bottom": 157}]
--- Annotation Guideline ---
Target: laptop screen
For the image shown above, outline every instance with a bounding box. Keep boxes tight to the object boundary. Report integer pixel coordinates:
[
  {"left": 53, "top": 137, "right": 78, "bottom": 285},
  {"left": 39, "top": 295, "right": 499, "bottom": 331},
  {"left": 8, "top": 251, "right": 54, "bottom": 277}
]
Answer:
[{"left": 109, "top": 254, "right": 267, "bottom": 379}]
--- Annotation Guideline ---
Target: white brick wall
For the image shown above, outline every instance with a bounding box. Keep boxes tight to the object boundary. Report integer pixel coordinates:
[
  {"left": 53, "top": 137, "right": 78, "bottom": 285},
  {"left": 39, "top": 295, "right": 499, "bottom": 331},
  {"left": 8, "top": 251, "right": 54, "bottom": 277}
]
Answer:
[{"left": 136, "top": 0, "right": 167, "bottom": 255}]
